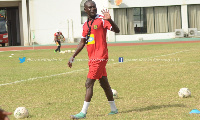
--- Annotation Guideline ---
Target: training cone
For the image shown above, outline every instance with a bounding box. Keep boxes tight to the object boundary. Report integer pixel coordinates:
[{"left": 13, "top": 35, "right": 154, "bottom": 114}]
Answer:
[{"left": 189, "top": 109, "right": 200, "bottom": 114}]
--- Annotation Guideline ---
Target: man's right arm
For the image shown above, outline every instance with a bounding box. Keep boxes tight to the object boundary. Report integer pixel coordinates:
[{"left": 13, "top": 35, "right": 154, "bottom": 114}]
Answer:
[
  {"left": 72, "top": 38, "right": 86, "bottom": 58},
  {"left": 54, "top": 35, "right": 57, "bottom": 42},
  {"left": 68, "top": 38, "right": 86, "bottom": 68}
]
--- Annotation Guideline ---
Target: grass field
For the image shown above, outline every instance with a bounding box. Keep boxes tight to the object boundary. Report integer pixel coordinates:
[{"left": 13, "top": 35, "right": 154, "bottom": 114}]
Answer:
[{"left": 0, "top": 42, "right": 200, "bottom": 120}]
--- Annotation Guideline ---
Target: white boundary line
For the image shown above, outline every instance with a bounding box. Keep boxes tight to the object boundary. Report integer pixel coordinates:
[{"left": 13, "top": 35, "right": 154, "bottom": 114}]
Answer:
[
  {"left": 0, "top": 68, "right": 88, "bottom": 86},
  {"left": 0, "top": 50, "right": 193, "bottom": 87},
  {"left": 0, "top": 50, "right": 23, "bottom": 52}
]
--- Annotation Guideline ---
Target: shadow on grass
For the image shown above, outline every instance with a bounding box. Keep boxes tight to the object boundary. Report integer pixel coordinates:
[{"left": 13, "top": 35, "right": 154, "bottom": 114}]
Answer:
[
  {"left": 114, "top": 97, "right": 123, "bottom": 100},
  {"left": 120, "top": 104, "right": 186, "bottom": 113}
]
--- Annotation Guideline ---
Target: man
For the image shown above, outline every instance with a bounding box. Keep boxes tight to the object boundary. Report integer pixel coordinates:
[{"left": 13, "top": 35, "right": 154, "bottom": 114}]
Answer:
[
  {"left": 54, "top": 29, "right": 64, "bottom": 53},
  {"left": 68, "top": 0, "right": 120, "bottom": 119},
  {"left": 0, "top": 108, "right": 12, "bottom": 120}
]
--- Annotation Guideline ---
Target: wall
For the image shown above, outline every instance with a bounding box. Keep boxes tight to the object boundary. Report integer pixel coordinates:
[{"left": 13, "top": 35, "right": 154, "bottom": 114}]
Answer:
[
  {"left": 2, "top": 0, "right": 200, "bottom": 45},
  {"left": 108, "top": 0, "right": 200, "bottom": 42},
  {"left": 108, "top": 0, "right": 200, "bottom": 8},
  {"left": 29, "top": 0, "right": 200, "bottom": 44},
  {"left": 29, "top": 0, "right": 111, "bottom": 45},
  {"left": 116, "top": 33, "right": 175, "bottom": 42},
  {"left": 29, "top": 0, "right": 84, "bottom": 45}
]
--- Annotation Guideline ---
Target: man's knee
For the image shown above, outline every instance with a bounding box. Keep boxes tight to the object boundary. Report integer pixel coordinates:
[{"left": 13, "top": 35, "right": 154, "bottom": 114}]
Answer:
[
  {"left": 85, "top": 79, "right": 95, "bottom": 88},
  {"left": 99, "top": 80, "right": 111, "bottom": 90},
  {"left": 85, "top": 82, "right": 90, "bottom": 88}
]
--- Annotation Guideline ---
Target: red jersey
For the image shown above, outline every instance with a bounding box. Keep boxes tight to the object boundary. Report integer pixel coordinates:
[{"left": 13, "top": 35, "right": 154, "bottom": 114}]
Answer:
[
  {"left": 82, "top": 14, "right": 112, "bottom": 60},
  {"left": 54, "top": 32, "right": 62, "bottom": 41}
]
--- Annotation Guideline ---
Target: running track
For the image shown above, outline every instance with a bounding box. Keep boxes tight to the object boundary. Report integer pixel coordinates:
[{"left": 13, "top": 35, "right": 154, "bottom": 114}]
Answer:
[{"left": 0, "top": 40, "right": 200, "bottom": 51}]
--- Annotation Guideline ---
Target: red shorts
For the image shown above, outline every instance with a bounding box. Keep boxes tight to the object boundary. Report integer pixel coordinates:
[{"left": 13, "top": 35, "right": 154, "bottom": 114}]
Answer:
[{"left": 87, "top": 59, "right": 107, "bottom": 79}]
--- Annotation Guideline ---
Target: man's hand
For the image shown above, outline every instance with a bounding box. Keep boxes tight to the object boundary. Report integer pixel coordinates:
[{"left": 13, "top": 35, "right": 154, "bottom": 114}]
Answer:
[
  {"left": 0, "top": 109, "right": 12, "bottom": 120},
  {"left": 101, "top": 9, "right": 120, "bottom": 33},
  {"left": 68, "top": 57, "right": 75, "bottom": 68},
  {"left": 101, "top": 9, "right": 111, "bottom": 20}
]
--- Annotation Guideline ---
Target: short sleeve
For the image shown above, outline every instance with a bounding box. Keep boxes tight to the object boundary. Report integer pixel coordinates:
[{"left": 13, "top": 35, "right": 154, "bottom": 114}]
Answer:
[
  {"left": 103, "top": 19, "right": 112, "bottom": 30},
  {"left": 82, "top": 23, "right": 87, "bottom": 38}
]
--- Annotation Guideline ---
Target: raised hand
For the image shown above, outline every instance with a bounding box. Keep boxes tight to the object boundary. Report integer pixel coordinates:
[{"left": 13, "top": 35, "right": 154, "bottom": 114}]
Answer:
[{"left": 101, "top": 9, "right": 111, "bottom": 20}]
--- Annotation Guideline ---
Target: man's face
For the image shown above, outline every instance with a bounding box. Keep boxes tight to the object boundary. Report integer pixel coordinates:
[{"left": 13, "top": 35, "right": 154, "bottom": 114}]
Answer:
[{"left": 84, "top": 1, "right": 97, "bottom": 18}]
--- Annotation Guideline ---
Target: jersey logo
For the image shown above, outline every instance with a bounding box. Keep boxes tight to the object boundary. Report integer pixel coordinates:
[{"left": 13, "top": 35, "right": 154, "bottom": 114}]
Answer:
[
  {"left": 87, "top": 34, "right": 95, "bottom": 45},
  {"left": 57, "top": 35, "right": 61, "bottom": 40},
  {"left": 94, "top": 25, "right": 98, "bottom": 29}
]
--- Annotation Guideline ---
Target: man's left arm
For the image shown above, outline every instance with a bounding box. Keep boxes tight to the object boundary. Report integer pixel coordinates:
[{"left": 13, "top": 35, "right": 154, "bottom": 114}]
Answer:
[
  {"left": 101, "top": 9, "right": 120, "bottom": 33},
  {"left": 107, "top": 19, "right": 120, "bottom": 33}
]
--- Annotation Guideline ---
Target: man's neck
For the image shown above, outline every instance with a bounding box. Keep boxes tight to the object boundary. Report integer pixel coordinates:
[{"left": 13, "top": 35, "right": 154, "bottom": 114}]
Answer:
[{"left": 88, "top": 14, "right": 97, "bottom": 21}]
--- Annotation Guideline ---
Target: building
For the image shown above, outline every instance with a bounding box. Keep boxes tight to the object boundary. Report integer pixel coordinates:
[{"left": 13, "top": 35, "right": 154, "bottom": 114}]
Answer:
[{"left": 0, "top": 0, "right": 199, "bottom": 46}]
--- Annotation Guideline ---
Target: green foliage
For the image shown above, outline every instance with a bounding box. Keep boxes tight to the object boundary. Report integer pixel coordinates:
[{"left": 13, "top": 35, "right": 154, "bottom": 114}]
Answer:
[{"left": 0, "top": 10, "right": 6, "bottom": 16}]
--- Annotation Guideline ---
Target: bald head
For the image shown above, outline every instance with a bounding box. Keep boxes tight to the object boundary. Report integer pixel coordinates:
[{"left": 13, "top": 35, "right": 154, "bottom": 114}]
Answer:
[{"left": 84, "top": 0, "right": 96, "bottom": 8}]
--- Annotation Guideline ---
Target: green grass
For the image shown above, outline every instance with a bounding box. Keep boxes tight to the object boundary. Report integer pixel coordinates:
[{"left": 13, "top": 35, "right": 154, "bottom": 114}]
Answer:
[{"left": 0, "top": 43, "right": 200, "bottom": 120}]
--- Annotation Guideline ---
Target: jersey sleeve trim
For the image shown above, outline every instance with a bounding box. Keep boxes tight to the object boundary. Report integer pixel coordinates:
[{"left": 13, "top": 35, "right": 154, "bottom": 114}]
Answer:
[
  {"left": 102, "top": 19, "right": 105, "bottom": 26},
  {"left": 109, "top": 26, "right": 112, "bottom": 31}
]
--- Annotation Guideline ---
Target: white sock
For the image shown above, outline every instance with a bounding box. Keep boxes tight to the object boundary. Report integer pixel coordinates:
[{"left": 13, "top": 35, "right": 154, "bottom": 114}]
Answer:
[
  {"left": 81, "top": 101, "right": 90, "bottom": 114},
  {"left": 108, "top": 101, "right": 117, "bottom": 111}
]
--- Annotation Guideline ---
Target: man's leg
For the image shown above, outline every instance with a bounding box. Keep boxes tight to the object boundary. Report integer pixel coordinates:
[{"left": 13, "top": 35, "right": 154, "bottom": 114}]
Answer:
[
  {"left": 70, "top": 78, "right": 96, "bottom": 119},
  {"left": 99, "top": 76, "right": 118, "bottom": 114},
  {"left": 55, "top": 44, "right": 58, "bottom": 52},
  {"left": 99, "top": 76, "right": 113, "bottom": 101},
  {"left": 85, "top": 78, "right": 96, "bottom": 102},
  {"left": 58, "top": 41, "right": 61, "bottom": 52}
]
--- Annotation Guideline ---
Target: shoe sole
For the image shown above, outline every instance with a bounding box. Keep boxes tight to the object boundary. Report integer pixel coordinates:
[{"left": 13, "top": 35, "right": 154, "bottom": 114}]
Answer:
[
  {"left": 108, "top": 113, "right": 118, "bottom": 115},
  {"left": 70, "top": 115, "right": 86, "bottom": 119}
]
